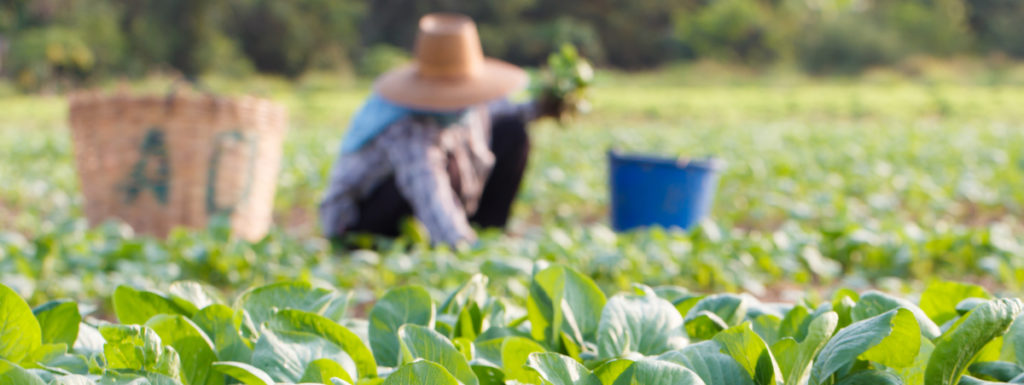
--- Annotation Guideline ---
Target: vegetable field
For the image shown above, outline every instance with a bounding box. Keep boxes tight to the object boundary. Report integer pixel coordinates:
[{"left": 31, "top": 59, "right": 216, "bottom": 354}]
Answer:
[
  {"left": 2, "top": 269, "right": 1024, "bottom": 384},
  {"left": 2, "top": 71, "right": 1024, "bottom": 383}
]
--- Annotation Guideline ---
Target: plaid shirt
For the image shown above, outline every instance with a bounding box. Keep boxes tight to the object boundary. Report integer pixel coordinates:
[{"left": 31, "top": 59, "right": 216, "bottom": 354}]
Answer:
[{"left": 321, "top": 101, "right": 536, "bottom": 245}]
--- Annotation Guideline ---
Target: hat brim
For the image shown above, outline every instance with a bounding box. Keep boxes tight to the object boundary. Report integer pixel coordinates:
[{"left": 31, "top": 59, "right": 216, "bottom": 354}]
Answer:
[{"left": 374, "top": 58, "right": 529, "bottom": 111}]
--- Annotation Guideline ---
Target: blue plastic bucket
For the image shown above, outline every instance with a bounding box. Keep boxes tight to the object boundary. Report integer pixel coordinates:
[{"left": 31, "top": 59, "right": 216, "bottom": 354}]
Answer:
[{"left": 608, "top": 150, "right": 723, "bottom": 232}]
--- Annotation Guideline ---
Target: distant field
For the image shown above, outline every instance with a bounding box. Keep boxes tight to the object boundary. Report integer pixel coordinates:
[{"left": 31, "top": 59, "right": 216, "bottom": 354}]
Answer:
[{"left": 2, "top": 71, "right": 1024, "bottom": 307}]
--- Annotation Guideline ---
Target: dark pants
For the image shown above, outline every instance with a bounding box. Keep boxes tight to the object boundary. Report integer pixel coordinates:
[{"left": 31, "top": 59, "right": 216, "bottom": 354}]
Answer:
[{"left": 347, "top": 116, "right": 531, "bottom": 237}]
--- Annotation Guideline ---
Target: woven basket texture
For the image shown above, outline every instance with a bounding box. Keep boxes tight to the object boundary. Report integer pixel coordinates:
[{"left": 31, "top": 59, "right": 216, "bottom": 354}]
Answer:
[{"left": 69, "top": 90, "right": 288, "bottom": 240}]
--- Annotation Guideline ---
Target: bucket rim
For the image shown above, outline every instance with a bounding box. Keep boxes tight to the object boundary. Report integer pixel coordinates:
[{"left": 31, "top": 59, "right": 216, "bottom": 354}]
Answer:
[{"left": 608, "top": 149, "right": 725, "bottom": 171}]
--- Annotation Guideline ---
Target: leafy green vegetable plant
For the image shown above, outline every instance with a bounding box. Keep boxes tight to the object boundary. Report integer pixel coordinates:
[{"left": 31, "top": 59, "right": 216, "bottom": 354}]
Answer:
[{"left": 3, "top": 270, "right": 1024, "bottom": 384}]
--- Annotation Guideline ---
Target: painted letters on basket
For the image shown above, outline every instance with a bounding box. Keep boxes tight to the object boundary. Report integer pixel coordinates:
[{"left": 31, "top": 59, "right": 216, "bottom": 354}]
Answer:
[
  {"left": 117, "top": 128, "right": 259, "bottom": 213},
  {"left": 120, "top": 128, "right": 170, "bottom": 204},
  {"left": 206, "top": 130, "right": 259, "bottom": 215}
]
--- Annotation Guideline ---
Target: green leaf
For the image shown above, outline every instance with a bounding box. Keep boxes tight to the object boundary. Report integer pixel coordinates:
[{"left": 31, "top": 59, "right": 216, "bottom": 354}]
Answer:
[
  {"left": 653, "top": 286, "right": 692, "bottom": 303},
  {"left": 48, "top": 374, "right": 97, "bottom": 385},
  {"left": 190, "top": 305, "right": 252, "bottom": 363},
  {"left": 779, "top": 304, "right": 811, "bottom": 342},
  {"left": 32, "top": 301, "right": 81, "bottom": 347},
  {"left": 211, "top": 361, "right": 274, "bottom": 385},
  {"left": 99, "top": 324, "right": 181, "bottom": 379},
  {"left": 1002, "top": 316, "right": 1024, "bottom": 366},
  {"left": 593, "top": 359, "right": 634, "bottom": 385},
  {"left": 472, "top": 338, "right": 505, "bottom": 367},
  {"left": 673, "top": 296, "right": 705, "bottom": 321},
  {"left": 438, "top": 274, "right": 488, "bottom": 315},
  {"left": 368, "top": 286, "right": 434, "bottom": 367},
  {"left": 24, "top": 342, "right": 66, "bottom": 366},
  {"left": 746, "top": 301, "right": 784, "bottom": 320},
  {"left": 17, "top": 344, "right": 74, "bottom": 379},
  {"left": 146, "top": 314, "right": 223, "bottom": 385},
  {"left": 658, "top": 341, "right": 754, "bottom": 385},
  {"left": 852, "top": 291, "right": 941, "bottom": 339},
  {"left": 500, "top": 337, "right": 546, "bottom": 383},
  {"left": 251, "top": 327, "right": 356, "bottom": 383},
  {"left": 330, "top": 378, "right": 354, "bottom": 385},
  {"left": 169, "top": 282, "right": 223, "bottom": 310},
  {"left": 527, "top": 265, "right": 607, "bottom": 350},
  {"left": 597, "top": 292, "right": 686, "bottom": 359},
  {"left": 834, "top": 370, "right": 904, "bottom": 385},
  {"left": 860, "top": 309, "right": 920, "bottom": 367},
  {"left": 527, "top": 352, "right": 601, "bottom": 385},
  {"left": 684, "top": 294, "right": 749, "bottom": 328},
  {"left": 268, "top": 309, "right": 376, "bottom": 379},
  {"left": 920, "top": 281, "right": 991, "bottom": 326},
  {"left": 977, "top": 336, "right": 1003, "bottom": 363},
  {"left": 36, "top": 351, "right": 89, "bottom": 375},
  {"left": 893, "top": 339, "right": 933, "bottom": 385},
  {"left": 0, "top": 359, "right": 46, "bottom": 385},
  {"left": 451, "top": 337, "right": 473, "bottom": 362},
  {"left": 957, "top": 298, "right": 991, "bottom": 316},
  {"left": 455, "top": 302, "right": 484, "bottom": 341},
  {"left": 113, "top": 286, "right": 193, "bottom": 325},
  {"left": 926, "top": 298, "right": 1024, "bottom": 385},
  {"left": 773, "top": 311, "right": 838, "bottom": 385},
  {"left": 712, "top": 323, "right": 781, "bottom": 385},
  {"left": 300, "top": 358, "right": 353, "bottom": 384},
  {"left": 381, "top": 361, "right": 460, "bottom": 385},
  {"left": 811, "top": 308, "right": 920, "bottom": 384},
  {"left": 561, "top": 331, "right": 583, "bottom": 360},
  {"left": 73, "top": 323, "right": 105, "bottom": 354},
  {"left": 958, "top": 375, "right": 1007, "bottom": 385},
  {"left": 968, "top": 361, "right": 1023, "bottom": 382},
  {"left": 683, "top": 311, "right": 729, "bottom": 341},
  {"left": 610, "top": 359, "right": 706, "bottom": 385},
  {"left": 398, "top": 324, "right": 478, "bottom": 385},
  {"left": 831, "top": 289, "right": 859, "bottom": 329},
  {"left": 95, "top": 370, "right": 184, "bottom": 384},
  {"left": 435, "top": 317, "right": 455, "bottom": 340},
  {"left": 235, "top": 282, "right": 350, "bottom": 327},
  {"left": 471, "top": 364, "right": 504, "bottom": 385},
  {"left": 0, "top": 283, "right": 41, "bottom": 363},
  {"left": 752, "top": 315, "right": 782, "bottom": 346}
]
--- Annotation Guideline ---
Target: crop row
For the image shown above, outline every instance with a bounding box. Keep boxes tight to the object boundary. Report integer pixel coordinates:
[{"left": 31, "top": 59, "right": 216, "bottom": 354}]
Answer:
[
  {"left": 2, "top": 265, "right": 1024, "bottom": 384},
  {"left": 2, "top": 216, "right": 1021, "bottom": 313}
]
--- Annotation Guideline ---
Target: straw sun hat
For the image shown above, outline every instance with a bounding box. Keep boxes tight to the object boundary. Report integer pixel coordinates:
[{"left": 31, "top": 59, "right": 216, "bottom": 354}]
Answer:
[{"left": 374, "top": 13, "right": 529, "bottom": 111}]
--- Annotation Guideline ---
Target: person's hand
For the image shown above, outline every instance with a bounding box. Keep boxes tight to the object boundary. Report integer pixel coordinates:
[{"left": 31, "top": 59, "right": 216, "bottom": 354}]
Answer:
[
  {"left": 531, "top": 44, "right": 594, "bottom": 124},
  {"left": 536, "top": 90, "right": 567, "bottom": 120}
]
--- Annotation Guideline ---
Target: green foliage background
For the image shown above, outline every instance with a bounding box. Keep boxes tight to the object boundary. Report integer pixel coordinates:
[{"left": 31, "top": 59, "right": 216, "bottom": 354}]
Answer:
[{"left": 2, "top": 0, "right": 1024, "bottom": 90}]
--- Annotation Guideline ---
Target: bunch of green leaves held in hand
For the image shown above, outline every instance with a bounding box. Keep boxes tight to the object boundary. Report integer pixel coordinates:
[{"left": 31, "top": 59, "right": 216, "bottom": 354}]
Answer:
[{"left": 532, "top": 44, "right": 594, "bottom": 124}]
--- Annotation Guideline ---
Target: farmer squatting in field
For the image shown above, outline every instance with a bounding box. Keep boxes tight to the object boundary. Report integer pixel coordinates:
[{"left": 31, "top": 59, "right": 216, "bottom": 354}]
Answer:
[{"left": 319, "top": 13, "right": 565, "bottom": 246}]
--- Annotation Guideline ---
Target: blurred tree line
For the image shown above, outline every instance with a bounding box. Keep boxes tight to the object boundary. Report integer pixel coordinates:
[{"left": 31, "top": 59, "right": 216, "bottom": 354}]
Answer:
[{"left": 0, "top": 0, "right": 1023, "bottom": 90}]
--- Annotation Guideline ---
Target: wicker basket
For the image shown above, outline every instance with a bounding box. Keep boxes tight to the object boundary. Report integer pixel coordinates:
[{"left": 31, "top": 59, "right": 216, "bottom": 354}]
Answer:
[{"left": 68, "top": 90, "right": 288, "bottom": 240}]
